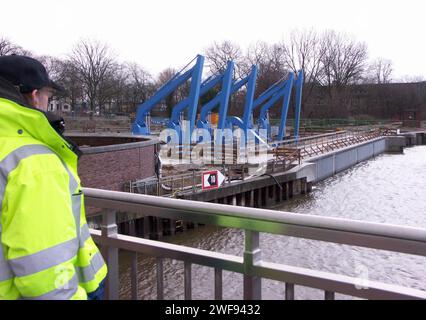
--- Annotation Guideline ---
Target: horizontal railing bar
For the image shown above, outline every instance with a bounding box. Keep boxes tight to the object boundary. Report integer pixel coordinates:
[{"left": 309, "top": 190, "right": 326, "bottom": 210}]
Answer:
[
  {"left": 253, "top": 261, "right": 426, "bottom": 300},
  {"left": 91, "top": 230, "right": 244, "bottom": 273},
  {"left": 273, "top": 131, "right": 351, "bottom": 145},
  {"left": 84, "top": 188, "right": 426, "bottom": 256},
  {"left": 90, "top": 230, "right": 426, "bottom": 300}
]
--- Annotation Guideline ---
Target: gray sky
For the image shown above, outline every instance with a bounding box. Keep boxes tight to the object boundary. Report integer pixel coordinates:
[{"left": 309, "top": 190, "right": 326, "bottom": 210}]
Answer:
[{"left": 1, "top": 0, "right": 425, "bottom": 80}]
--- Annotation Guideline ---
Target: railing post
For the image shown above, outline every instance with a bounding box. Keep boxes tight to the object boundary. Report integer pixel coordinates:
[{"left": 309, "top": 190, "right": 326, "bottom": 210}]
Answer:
[
  {"left": 131, "top": 252, "right": 138, "bottom": 300},
  {"left": 192, "top": 169, "right": 196, "bottom": 193},
  {"left": 157, "top": 258, "right": 164, "bottom": 300},
  {"left": 214, "top": 268, "right": 223, "bottom": 300},
  {"left": 101, "top": 209, "right": 119, "bottom": 300},
  {"left": 184, "top": 261, "right": 192, "bottom": 300},
  {"left": 243, "top": 230, "right": 261, "bottom": 300}
]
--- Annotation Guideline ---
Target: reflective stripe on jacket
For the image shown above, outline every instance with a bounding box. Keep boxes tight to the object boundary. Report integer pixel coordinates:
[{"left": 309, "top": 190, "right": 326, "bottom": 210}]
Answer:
[{"left": 0, "top": 90, "right": 107, "bottom": 299}]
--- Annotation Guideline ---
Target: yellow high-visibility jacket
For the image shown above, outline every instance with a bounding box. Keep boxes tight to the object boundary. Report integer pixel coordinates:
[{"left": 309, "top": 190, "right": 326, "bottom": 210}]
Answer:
[{"left": 0, "top": 79, "right": 107, "bottom": 300}]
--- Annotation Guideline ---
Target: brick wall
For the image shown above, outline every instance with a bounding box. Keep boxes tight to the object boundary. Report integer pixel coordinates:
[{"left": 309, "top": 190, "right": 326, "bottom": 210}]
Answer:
[{"left": 78, "top": 145, "right": 156, "bottom": 191}]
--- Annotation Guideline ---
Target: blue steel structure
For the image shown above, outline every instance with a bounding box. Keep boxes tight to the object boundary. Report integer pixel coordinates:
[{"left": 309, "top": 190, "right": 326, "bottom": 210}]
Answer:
[
  {"left": 293, "top": 69, "right": 304, "bottom": 140},
  {"left": 131, "top": 54, "right": 304, "bottom": 144},
  {"left": 254, "top": 73, "right": 294, "bottom": 141},
  {"left": 253, "top": 70, "right": 303, "bottom": 141},
  {"left": 132, "top": 55, "right": 204, "bottom": 136},
  {"left": 224, "top": 65, "right": 258, "bottom": 131},
  {"left": 197, "top": 61, "right": 235, "bottom": 133}
]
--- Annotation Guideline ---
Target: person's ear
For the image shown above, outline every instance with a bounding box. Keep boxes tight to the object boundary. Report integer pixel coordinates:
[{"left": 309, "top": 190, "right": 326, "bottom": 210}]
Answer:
[{"left": 25, "top": 89, "right": 39, "bottom": 107}]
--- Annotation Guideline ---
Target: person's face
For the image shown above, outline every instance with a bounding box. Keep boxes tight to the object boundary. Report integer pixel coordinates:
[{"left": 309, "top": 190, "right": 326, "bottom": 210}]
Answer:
[{"left": 25, "top": 87, "right": 54, "bottom": 111}]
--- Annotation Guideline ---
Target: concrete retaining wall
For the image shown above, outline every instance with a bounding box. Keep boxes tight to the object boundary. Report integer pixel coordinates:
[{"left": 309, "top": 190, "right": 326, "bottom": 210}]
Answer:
[{"left": 308, "top": 135, "right": 412, "bottom": 183}]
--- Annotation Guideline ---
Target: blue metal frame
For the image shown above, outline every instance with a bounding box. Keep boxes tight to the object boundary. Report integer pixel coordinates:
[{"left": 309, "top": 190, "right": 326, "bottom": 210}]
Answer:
[
  {"left": 225, "top": 65, "right": 258, "bottom": 131},
  {"left": 132, "top": 55, "right": 204, "bottom": 136},
  {"left": 293, "top": 70, "right": 304, "bottom": 140},
  {"left": 255, "top": 74, "right": 294, "bottom": 141},
  {"left": 132, "top": 53, "right": 304, "bottom": 146},
  {"left": 197, "top": 61, "right": 234, "bottom": 133},
  {"left": 276, "top": 73, "right": 295, "bottom": 141}
]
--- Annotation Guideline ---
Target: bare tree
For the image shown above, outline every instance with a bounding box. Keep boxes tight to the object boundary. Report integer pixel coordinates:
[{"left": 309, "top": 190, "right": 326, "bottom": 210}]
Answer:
[
  {"left": 281, "top": 30, "right": 325, "bottom": 83},
  {"left": 312, "top": 31, "right": 368, "bottom": 117},
  {"left": 69, "top": 39, "right": 118, "bottom": 112},
  {"left": 60, "top": 60, "right": 84, "bottom": 112},
  {"left": 242, "top": 41, "right": 270, "bottom": 72},
  {"left": 155, "top": 68, "right": 179, "bottom": 117},
  {"left": 204, "top": 40, "right": 243, "bottom": 76},
  {"left": 367, "top": 58, "right": 393, "bottom": 84},
  {"left": 320, "top": 31, "right": 368, "bottom": 87},
  {"left": 125, "top": 62, "right": 153, "bottom": 113},
  {"left": 0, "top": 36, "right": 22, "bottom": 56},
  {"left": 37, "top": 55, "right": 65, "bottom": 83},
  {"left": 278, "top": 29, "right": 325, "bottom": 112},
  {"left": 98, "top": 64, "right": 124, "bottom": 114},
  {"left": 243, "top": 42, "right": 288, "bottom": 101}
]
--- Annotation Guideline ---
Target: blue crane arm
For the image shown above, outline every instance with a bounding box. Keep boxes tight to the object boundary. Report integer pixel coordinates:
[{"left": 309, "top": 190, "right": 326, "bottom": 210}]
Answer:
[
  {"left": 132, "top": 55, "right": 204, "bottom": 135},
  {"left": 199, "top": 65, "right": 256, "bottom": 123},
  {"left": 259, "top": 76, "right": 294, "bottom": 121},
  {"left": 170, "top": 73, "right": 224, "bottom": 122},
  {"left": 293, "top": 69, "right": 304, "bottom": 139},
  {"left": 132, "top": 68, "right": 192, "bottom": 130},
  {"left": 277, "top": 73, "right": 295, "bottom": 140},
  {"left": 253, "top": 80, "right": 288, "bottom": 108},
  {"left": 257, "top": 73, "right": 294, "bottom": 141},
  {"left": 225, "top": 65, "right": 258, "bottom": 130},
  {"left": 241, "top": 66, "right": 258, "bottom": 128},
  {"left": 198, "top": 61, "right": 234, "bottom": 125},
  {"left": 199, "top": 76, "right": 247, "bottom": 119}
]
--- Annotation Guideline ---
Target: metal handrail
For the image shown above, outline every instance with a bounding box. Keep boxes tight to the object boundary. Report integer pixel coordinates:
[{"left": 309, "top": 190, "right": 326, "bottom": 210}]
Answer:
[{"left": 85, "top": 187, "right": 426, "bottom": 300}]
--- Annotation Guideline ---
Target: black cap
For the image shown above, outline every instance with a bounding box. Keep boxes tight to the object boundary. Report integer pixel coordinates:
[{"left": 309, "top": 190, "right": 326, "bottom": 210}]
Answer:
[{"left": 0, "top": 55, "right": 64, "bottom": 93}]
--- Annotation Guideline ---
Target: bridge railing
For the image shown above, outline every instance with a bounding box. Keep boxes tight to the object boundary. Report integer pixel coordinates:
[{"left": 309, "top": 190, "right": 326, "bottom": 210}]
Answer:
[
  {"left": 84, "top": 187, "right": 426, "bottom": 300},
  {"left": 272, "top": 129, "right": 387, "bottom": 159}
]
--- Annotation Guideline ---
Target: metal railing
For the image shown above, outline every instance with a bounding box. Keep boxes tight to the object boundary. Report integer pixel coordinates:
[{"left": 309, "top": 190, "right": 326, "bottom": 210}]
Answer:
[
  {"left": 129, "top": 141, "right": 300, "bottom": 197},
  {"left": 272, "top": 129, "right": 387, "bottom": 160},
  {"left": 84, "top": 187, "right": 426, "bottom": 300}
]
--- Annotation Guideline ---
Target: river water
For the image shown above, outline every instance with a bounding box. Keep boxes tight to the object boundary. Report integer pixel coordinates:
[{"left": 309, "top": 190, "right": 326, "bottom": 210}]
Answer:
[{"left": 118, "top": 146, "right": 426, "bottom": 300}]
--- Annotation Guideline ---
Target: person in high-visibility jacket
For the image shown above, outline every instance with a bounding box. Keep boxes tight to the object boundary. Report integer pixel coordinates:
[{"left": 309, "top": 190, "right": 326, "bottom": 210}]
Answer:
[{"left": 0, "top": 55, "right": 107, "bottom": 300}]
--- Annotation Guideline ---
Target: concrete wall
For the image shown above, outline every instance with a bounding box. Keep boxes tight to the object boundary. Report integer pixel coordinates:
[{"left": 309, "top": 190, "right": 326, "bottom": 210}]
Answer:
[{"left": 308, "top": 137, "right": 388, "bottom": 182}]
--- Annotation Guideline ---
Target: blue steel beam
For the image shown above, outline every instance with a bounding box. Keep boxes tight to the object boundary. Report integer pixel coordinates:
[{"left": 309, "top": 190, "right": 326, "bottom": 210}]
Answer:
[
  {"left": 277, "top": 73, "right": 295, "bottom": 141},
  {"left": 169, "top": 71, "right": 224, "bottom": 128},
  {"left": 197, "top": 61, "right": 234, "bottom": 131},
  {"left": 132, "top": 55, "right": 204, "bottom": 136},
  {"left": 293, "top": 70, "right": 304, "bottom": 140},
  {"left": 257, "top": 73, "right": 295, "bottom": 141},
  {"left": 225, "top": 65, "right": 258, "bottom": 131},
  {"left": 198, "top": 74, "right": 248, "bottom": 122},
  {"left": 252, "top": 75, "right": 289, "bottom": 108}
]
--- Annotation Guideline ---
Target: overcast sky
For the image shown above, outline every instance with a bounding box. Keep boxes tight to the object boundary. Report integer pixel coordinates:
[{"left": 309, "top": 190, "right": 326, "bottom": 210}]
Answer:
[{"left": 1, "top": 0, "right": 425, "bottom": 80}]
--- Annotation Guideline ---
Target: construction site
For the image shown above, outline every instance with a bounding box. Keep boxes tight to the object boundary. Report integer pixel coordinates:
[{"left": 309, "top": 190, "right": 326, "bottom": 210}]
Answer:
[{"left": 58, "top": 54, "right": 426, "bottom": 240}]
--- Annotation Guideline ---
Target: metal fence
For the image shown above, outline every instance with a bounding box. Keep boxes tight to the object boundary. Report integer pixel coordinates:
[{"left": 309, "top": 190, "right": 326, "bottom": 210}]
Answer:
[
  {"left": 272, "top": 129, "right": 393, "bottom": 159},
  {"left": 84, "top": 187, "right": 426, "bottom": 300},
  {"left": 129, "top": 129, "right": 396, "bottom": 197}
]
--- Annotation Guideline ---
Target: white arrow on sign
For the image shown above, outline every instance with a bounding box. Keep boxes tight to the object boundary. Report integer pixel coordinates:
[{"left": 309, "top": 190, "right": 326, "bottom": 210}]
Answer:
[
  {"left": 202, "top": 170, "right": 226, "bottom": 190},
  {"left": 217, "top": 170, "right": 225, "bottom": 186}
]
